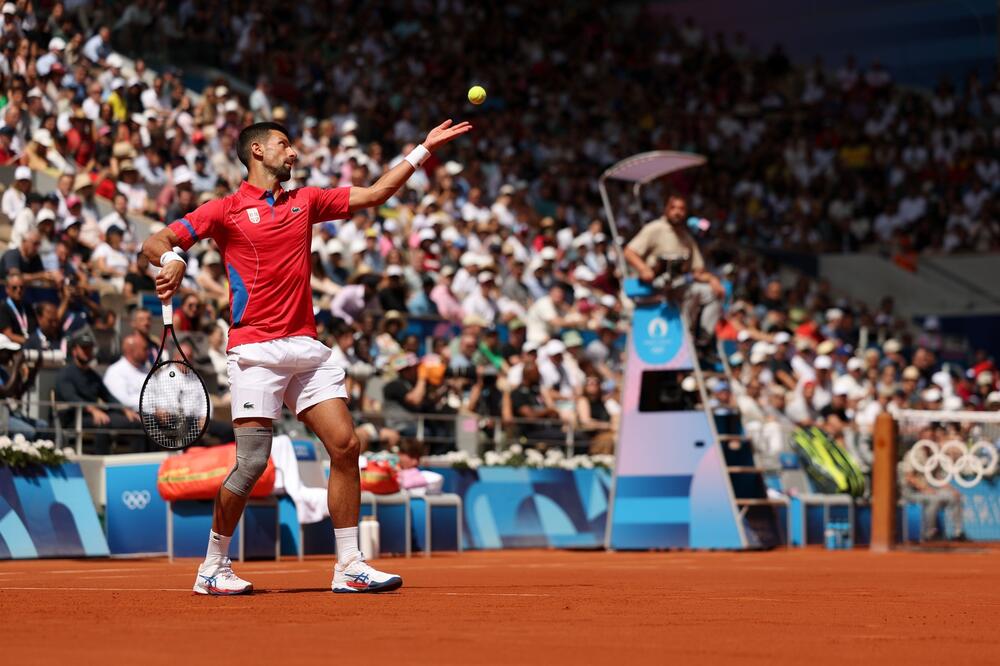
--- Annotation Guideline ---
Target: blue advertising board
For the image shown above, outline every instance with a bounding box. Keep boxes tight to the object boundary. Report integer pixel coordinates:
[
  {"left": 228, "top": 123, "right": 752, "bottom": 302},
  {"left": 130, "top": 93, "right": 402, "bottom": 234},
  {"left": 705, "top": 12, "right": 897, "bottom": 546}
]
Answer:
[
  {"left": 431, "top": 467, "right": 612, "bottom": 549},
  {"left": 0, "top": 463, "right": 109, "bottom": 559},
  {"left": 105, "top": 462, "right": 168, "bottom": 555}
]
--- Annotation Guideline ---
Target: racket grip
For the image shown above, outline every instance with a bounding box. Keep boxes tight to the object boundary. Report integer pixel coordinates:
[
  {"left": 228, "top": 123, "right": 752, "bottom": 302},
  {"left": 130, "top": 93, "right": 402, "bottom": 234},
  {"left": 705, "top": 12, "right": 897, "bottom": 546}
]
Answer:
[{"left": 161, "top": 300, "right": 173, "bottom": 326}]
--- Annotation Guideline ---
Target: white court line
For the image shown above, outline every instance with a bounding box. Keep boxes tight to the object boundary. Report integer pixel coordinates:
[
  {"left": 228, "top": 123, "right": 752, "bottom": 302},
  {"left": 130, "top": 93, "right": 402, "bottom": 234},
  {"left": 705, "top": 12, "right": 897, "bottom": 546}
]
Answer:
[
  {"left": 0, "top": 586, "right": 191, "bottom": 592},
  {"left": 0, "top": 586, "right": 551, "bottom": 597},
  {"left": 46, "top": 567, "right": 161, "bottom": 575}
]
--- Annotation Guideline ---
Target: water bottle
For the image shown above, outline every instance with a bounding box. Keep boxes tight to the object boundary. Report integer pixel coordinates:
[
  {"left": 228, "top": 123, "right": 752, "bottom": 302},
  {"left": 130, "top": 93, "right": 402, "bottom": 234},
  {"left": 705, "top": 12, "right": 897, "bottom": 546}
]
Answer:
[
  {"left": 838, "top": 523, "right": 853, "bottom": 550},
  {"left": 824, "top": 526, "right": 837, "bottom": 550},
  {"left": 360, "top": 516, "right": 380, "bottom": 560}
]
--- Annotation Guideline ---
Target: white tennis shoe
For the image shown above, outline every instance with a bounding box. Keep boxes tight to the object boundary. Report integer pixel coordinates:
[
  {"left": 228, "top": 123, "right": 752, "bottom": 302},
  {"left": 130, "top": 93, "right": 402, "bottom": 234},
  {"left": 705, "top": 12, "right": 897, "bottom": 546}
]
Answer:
[
  {"left": 332, "top": 554, "right": 403, "bottom": 593},
  {"left": 193, "top": 558, "right": 253, "bottom": 595}
]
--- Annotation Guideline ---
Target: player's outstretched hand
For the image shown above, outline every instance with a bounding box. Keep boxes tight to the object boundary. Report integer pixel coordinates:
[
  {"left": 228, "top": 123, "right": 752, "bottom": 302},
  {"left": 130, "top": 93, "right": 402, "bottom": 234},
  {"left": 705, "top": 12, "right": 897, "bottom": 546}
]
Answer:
[
  {"left": 423, "top": 119, "right": 472, "bottom": 152},
  {"left": 155, "top": 261, "right": 185, "bottom": 301}
]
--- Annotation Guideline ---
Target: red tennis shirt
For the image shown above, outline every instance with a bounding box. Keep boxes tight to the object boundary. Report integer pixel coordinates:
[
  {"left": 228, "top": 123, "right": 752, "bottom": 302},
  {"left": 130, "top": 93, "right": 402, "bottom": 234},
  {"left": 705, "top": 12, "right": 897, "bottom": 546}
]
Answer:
[{"left": 168, "top": 181, "right": 351, "bottom": 350}]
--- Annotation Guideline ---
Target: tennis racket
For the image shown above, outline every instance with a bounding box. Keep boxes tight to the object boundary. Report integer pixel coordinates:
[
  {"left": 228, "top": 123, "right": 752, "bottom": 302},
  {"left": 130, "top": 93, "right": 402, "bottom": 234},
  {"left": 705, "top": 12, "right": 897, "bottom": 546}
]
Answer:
[{"left": 139, "top": 300, "right": 210, "bottom": 450}]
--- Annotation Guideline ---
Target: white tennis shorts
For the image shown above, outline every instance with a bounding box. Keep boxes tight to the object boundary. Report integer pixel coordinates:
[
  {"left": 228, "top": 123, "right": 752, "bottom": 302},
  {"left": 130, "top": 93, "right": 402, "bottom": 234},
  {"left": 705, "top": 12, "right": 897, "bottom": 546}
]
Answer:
[{"left": 228, "top": 336, "right": 348, "bottom": 420}]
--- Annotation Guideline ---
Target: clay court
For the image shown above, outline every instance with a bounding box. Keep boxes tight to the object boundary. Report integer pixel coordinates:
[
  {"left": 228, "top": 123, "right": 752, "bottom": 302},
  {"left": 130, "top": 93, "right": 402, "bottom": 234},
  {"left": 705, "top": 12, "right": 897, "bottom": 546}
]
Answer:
[{"left": 1, "top": 548, "right": 997, "bottom": 665}]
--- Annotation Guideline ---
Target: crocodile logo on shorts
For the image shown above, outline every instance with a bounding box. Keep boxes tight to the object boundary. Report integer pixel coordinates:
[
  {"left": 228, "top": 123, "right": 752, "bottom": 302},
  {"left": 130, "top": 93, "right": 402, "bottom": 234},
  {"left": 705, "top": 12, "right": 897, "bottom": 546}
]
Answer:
[{"left": 243, "top": 402, "right": 254, "bottom": 409}]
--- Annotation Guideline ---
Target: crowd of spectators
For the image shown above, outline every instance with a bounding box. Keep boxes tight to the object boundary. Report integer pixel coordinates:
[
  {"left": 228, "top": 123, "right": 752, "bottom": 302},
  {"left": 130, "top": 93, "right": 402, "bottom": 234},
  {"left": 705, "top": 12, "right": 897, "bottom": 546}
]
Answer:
[
  {"left": 0, "top": 2, "right": 996, "bottom": 460},
  {"left": 710, "top": 280, "right": 1000, "bottom": 463},
  {"left": 114, "top": 0, "right": 999, "bottom": 258}
]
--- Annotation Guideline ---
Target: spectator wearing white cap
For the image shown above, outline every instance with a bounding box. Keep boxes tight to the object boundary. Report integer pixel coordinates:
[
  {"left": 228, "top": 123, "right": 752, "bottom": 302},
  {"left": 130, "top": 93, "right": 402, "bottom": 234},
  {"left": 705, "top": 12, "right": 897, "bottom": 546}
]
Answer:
[
  {"left": 809, "top": 354, "right": 835, "bottom": 410},
  {"left": 974, "top": 371, "right": 996, "bottom": 407},
  {"left": 378, "top": 264, "right": 409, "bottom": 312},
  {"left": 24, "top": 87, "right": 47, "bottom": 134},
  {"left": 741, "top": 342, "right": 775, "bottom": 388},
  {"left": 985, "top": 392, "right": 1000, "bottom": 412},
  {"left": 2, "top": 165, "right": 31, "bottom": 220},
  {"left": 930, "top": 370, "right": 954, "bottom": 398},
  {"left": 461, "top": 270, "right": 499, "bottom": 326},
  {"left": 538, "top": 339, "right": 582, "bottom": 417},
  {"left": 820, "top": 380, "right": 854, "bottom": 439},
  {"left": 26, "top": 127, "right": 74, "bottom": 176},
  {"left": 0, "top": 3, "right": 22, "bottom": 41},
  {"left": 838, "top": 357, "right": 869, "bottom": 400},
  {"left": 919, "top": 387, "right": 943, "bottom": 410},
  {"left": 821, "top": 307, "right": 844, "bottom": 339},
  {"left": 768, "top": 331, "right": 797, "bottom": 391},
  {"left": 160, "top": 163, "right": 193, "bottom": 215},
  {"left": 450, "top": 252, "right": 484, "bottom": 300},
  {"left": 505, "top": 339, "right": 540, "bottom": 389},
  {"left": 35, "top": 36, "right": 65, "bottom": 78}
]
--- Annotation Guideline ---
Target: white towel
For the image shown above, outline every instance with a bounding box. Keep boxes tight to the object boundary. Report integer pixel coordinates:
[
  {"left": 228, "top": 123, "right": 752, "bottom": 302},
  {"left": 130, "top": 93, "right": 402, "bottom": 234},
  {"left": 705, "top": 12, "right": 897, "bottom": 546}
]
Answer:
[{"left": 270, "top": 435, "right": 329, "bottom": 525}]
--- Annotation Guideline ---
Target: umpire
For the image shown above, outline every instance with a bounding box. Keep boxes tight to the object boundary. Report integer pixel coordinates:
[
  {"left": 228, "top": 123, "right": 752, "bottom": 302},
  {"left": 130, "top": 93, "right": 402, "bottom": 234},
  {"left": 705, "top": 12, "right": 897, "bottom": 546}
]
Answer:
[{"left": 622, "top": 193, "right": 724, "bottom": 351}]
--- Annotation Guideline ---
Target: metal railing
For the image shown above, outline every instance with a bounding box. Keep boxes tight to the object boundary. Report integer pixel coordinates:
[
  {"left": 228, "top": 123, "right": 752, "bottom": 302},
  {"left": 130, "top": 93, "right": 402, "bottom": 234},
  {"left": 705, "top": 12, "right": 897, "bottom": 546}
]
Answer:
[{"left": 7, "top": 399, "right": 609, "bottom": 457}]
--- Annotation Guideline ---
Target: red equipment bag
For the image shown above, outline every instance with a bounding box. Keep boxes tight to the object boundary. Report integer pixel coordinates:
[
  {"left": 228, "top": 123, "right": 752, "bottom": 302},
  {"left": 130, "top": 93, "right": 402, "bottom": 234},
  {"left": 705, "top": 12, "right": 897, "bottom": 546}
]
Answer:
[
  {"left": 157, "top": 443, "right": 275, "bottom": 501},
  {"left": 360, "top": 459, "right": 400, "bottom": 495}
]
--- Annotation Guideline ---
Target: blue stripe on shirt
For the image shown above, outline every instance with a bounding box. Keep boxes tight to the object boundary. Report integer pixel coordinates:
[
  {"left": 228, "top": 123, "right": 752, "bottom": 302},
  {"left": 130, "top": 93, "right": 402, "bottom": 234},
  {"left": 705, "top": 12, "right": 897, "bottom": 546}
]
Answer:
[{"left": 179, "top": 217, "right": 198, "bottom": 242}]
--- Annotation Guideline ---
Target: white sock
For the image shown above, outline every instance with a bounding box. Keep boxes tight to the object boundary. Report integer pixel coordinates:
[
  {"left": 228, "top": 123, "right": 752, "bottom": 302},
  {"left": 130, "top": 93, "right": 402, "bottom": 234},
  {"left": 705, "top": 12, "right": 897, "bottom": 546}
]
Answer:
[
  {"left": 203, "top": 530, "right": 232, "bottom": 566},
  {"left": 334, "top": 526, "right": 360, "bottom": 565}
]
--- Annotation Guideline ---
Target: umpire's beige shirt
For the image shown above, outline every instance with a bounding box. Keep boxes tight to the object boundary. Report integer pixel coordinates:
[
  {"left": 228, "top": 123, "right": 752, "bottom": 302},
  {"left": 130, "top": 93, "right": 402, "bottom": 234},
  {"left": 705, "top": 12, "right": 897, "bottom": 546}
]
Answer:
[{"left": 626, "top": 217, "right": 705, "bottom": 272}]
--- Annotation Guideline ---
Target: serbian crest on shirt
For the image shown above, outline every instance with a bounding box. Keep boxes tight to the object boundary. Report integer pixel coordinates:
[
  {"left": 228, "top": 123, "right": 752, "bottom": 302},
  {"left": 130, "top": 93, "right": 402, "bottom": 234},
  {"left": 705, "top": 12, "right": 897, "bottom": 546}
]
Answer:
[{"left": 247, "top": 207, "right": 260, "bottom": 224}]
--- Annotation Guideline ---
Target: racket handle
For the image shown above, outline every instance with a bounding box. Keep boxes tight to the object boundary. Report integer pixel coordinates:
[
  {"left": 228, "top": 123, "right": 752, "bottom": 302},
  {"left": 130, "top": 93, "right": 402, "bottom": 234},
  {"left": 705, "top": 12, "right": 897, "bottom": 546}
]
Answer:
[{"left": 161, "top": 300, "right": 173, "bottom": 326}]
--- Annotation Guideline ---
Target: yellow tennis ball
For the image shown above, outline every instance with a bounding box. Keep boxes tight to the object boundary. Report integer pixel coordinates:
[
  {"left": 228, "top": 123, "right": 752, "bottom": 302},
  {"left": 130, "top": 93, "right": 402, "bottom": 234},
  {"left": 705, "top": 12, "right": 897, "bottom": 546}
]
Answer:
[{"left": 468, "top": 85, "right": 486, "bottom": 105}]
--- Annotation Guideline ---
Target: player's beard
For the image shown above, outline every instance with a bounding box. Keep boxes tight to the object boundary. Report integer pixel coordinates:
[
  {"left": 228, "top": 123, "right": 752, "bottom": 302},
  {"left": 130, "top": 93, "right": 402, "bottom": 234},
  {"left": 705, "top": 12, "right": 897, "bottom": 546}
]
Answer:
[{"left": 271, "top": 163, "right": 292, "bottom": 182}]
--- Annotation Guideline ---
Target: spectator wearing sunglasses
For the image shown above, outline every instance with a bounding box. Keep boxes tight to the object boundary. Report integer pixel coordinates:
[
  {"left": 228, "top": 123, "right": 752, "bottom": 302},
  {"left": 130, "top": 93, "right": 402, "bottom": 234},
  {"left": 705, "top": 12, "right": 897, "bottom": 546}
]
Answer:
[{"left": 0, "top": 273, "right": 36, "bottom": 344}]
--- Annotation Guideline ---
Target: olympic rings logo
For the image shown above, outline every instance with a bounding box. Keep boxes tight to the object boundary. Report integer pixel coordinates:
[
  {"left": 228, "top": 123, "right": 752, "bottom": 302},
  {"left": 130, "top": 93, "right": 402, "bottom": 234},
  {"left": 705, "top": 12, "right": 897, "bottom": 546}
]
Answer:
[
  {"left": 907, "top": 439, "right": 1000, "bottom": 488},
  {"left": 121, "top": 490, "right": 151, "bottom": 510}
]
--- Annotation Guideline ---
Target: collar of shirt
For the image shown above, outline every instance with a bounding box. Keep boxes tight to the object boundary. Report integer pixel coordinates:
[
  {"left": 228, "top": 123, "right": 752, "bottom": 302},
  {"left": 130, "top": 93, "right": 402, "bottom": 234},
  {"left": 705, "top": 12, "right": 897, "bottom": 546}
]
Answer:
[{"left": 239, "top": 181, "right": 284, "bottom": 201}]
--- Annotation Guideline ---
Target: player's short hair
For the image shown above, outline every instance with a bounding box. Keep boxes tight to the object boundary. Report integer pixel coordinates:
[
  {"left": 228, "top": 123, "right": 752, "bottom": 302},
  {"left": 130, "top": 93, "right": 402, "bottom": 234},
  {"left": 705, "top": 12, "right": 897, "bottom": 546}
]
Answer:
[{"left": 237, "top": 121, "right": 290, "bottom": 168}]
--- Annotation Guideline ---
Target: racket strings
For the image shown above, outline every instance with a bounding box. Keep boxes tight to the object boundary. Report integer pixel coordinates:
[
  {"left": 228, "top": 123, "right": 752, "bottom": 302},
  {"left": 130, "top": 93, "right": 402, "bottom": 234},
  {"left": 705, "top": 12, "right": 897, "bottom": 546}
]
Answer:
[{"left": 140, "top": 361, "right": 210, "bottom": 449}]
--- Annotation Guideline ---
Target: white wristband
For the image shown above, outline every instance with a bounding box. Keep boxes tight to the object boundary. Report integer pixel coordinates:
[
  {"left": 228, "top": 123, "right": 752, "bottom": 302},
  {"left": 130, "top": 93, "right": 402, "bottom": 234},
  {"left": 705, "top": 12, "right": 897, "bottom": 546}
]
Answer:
[
  {"left": 159, "top": 250, "right": 186, "bottom": 267},
  {"left": 403, "top": 144, "right": 431, "bottom": 169}
]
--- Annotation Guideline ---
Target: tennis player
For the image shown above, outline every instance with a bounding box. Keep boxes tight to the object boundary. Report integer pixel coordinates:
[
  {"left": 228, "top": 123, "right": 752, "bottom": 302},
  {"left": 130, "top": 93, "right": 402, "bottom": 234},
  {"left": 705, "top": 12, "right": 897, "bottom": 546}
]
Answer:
[{"left": 142, "top": 119, "right": 471, "bottom": 594}]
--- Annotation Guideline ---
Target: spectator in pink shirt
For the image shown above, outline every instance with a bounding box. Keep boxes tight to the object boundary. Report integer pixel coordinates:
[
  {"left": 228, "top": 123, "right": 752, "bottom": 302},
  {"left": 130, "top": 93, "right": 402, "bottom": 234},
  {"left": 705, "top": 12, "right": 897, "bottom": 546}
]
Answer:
[{"left": 430, "top": 266, "right": 464, "bottom": 324}]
